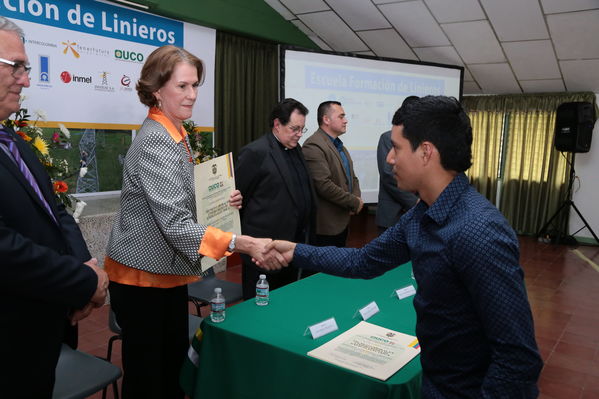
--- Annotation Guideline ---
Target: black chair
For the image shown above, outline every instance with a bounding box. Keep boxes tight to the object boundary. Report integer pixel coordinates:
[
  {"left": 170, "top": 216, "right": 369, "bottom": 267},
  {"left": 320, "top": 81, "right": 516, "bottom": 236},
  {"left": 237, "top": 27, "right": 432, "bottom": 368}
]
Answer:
[
  {"left": 52, "top": 344, "right": 121, "bottom": 399},
  {"left": 106, "top": 309, "right": 203, "bottom": 362},
  {"left": 187, "top": 269, "right": 243, "bottom": 315},
  {"left": 103, "top": 309, "right": 203, "bottom": 398}
]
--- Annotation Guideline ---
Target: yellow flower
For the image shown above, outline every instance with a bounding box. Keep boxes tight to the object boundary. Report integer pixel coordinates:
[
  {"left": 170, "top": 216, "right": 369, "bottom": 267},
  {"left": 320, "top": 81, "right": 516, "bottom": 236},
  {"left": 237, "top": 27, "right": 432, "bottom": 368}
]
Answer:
[{"left": 32, "top": 136, "right": 49, "bottom": 155}]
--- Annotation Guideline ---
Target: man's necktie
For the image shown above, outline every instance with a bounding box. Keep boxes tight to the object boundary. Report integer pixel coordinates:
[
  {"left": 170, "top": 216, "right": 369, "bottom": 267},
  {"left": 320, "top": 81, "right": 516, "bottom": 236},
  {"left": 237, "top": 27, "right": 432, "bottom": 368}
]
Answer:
[{"left": 0, "top": 127, "right": 58, "bottom": 224}]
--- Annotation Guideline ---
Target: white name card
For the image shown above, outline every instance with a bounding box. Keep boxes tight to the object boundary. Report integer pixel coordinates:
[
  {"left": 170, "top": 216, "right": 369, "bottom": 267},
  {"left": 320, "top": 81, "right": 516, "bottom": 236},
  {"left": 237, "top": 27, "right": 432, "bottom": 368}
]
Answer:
[
  {"left": 308, "top": 317, "right": 339, "bottom": 339},
  {"left": 358, "top": 301, "right": 380, "bottom": 321},
  {"left": 395, "top": 285, "right": 416, "bottom": 299}
]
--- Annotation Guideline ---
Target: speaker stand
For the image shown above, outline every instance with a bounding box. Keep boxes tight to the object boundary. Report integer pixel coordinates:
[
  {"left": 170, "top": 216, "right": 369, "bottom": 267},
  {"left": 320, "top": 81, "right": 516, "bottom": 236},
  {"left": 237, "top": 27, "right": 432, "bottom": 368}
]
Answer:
[{"left": 537, "top": 153, "right": 599, "bottom": 245}]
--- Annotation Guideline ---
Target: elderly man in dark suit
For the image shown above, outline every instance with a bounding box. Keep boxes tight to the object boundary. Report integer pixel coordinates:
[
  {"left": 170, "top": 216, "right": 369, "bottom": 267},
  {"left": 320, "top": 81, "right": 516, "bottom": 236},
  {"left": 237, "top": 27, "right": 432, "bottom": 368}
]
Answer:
[
  {"left": 0, "top": 17, "right": 107, "bottom": 398},
  {"left": 235, "top": 98, "right": 316, "bottom": 299},
  {"left": 235, "top": 98, "right": 317, "bottom": 299},
  {"left": 302, "top": 101, "right": 362, "bottom": 248}
]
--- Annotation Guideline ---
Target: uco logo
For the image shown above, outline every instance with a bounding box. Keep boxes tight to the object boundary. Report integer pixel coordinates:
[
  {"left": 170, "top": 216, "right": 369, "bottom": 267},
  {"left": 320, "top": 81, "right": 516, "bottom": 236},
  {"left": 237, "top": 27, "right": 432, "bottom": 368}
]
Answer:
[{"left": 114, "top": 49, "right": 144, "bottom": 63}]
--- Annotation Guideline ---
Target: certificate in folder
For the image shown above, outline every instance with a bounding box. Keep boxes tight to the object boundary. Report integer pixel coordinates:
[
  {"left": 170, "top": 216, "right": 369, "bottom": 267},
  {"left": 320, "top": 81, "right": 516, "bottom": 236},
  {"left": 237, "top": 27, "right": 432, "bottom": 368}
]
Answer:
[
  {"left": 307, "top": 321, "right": 420, "bottom": 381},
  {"left": 194, "top": 153, "right": 241, "bottom": 272}
]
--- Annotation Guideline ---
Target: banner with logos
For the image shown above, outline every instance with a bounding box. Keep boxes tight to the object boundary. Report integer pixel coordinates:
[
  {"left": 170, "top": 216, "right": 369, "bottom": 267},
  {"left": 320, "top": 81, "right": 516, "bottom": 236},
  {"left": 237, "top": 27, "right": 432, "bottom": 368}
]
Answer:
[{"left": 3, "top": 0, "right": 215, "bottom": 130}]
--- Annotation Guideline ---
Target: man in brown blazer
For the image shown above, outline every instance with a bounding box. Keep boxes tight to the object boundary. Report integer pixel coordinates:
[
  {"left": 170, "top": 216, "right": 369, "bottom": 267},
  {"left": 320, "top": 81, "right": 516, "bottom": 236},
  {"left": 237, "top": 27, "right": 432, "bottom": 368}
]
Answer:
[{"left": 302, "top": 101, "right": 362, "bottom": 247}]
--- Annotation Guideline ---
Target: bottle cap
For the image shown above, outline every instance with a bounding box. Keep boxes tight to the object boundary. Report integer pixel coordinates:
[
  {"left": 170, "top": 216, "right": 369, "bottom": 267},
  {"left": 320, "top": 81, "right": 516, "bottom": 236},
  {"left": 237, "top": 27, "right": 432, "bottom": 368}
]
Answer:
[
  {"left": 214, "top": 287, "right": 222, "bottom": 293},
  {"left": 259, "top": 274, "right": 266, "bottom": 279}
]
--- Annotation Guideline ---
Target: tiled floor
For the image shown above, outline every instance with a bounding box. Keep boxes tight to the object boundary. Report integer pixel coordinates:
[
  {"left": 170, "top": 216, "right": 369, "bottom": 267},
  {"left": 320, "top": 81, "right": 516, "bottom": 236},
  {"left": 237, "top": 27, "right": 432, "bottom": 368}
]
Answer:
[{"left": 79, "top": 211, "right": 599, "bottom": 399}]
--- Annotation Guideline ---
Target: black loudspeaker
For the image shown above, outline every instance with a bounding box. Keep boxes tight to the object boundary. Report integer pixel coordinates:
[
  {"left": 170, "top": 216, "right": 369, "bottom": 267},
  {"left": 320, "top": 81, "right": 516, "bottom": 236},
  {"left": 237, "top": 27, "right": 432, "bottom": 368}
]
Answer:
[{"left": 554, "top": 102, "right": 594, "bottom": 153}]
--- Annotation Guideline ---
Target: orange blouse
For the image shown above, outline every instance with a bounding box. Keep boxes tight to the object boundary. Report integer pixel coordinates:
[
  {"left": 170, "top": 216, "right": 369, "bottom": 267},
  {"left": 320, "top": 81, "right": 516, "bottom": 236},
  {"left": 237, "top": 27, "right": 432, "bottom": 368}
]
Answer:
[{"left": 106, "top": 208, "right": 234, "bottom": 288}]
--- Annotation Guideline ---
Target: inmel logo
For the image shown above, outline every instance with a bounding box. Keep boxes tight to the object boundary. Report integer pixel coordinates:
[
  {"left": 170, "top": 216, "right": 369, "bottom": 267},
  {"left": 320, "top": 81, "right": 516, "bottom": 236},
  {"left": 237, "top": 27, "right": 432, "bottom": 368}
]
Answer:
[
  {"left": 60, "top": 71, "right": 72, "bottom": 83},
  {"left": 60, "top": 71, "right": 92, "bottom": 84}
]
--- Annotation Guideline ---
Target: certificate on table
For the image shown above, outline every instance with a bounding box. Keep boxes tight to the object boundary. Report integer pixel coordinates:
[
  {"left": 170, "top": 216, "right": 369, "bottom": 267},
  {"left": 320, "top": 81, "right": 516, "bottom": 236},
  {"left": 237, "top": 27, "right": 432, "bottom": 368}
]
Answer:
[
  {"left": 307, "top": 321, "right": 420, "bottom": 381},
  {"left": 194, "top": 153, "right": 241, "bottom": 272}
]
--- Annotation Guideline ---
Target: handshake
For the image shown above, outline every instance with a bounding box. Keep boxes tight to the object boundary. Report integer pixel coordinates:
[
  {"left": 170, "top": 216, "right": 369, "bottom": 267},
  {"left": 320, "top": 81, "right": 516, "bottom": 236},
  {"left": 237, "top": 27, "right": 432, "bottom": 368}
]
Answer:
[
  {"left": 240, "top": 237, "right": 298, "bottom": 271},
  {"left": 229, "top": 192, "right": 297, "bottom": 270}
]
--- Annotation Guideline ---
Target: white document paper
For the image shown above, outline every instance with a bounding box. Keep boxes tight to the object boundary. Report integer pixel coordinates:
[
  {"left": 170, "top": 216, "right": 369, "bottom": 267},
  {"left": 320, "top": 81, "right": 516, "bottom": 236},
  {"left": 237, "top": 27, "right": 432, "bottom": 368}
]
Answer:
[
  {"left": 194, "top": 153, "right": 241, "bottom": 272},
  {"left": 308, "top": 321, "right": 420, "bottom": 381},
  {"left": 395, "top": 285, "right": 416, "bottom": 299},
  {"left": 358, "top": 301, "right": 380, "bottom": 321}
]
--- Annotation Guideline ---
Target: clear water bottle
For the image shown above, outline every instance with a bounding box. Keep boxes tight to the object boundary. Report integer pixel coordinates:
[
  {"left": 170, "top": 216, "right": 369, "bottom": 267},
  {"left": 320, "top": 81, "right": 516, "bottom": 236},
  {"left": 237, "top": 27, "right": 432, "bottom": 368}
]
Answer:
[
  {"left": 255, "top": 274, "right": 269, "bottom": 306},
  {"left": 210, "top": 287, "right": 225, "bottom": 323}
]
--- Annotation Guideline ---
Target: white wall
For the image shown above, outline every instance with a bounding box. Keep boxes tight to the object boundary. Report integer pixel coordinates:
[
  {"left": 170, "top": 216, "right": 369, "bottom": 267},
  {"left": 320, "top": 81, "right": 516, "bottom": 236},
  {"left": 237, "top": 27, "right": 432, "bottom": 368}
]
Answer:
[{"left": 568, "top": 93, "right": 599, "bottom": 242}]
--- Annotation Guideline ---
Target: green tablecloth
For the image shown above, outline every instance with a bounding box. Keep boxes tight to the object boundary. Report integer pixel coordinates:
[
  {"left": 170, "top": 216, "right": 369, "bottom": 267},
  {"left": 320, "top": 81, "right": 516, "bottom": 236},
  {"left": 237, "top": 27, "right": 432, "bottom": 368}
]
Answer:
[{"left": 181, "top": 264, "right": 422, "bottom": 399}]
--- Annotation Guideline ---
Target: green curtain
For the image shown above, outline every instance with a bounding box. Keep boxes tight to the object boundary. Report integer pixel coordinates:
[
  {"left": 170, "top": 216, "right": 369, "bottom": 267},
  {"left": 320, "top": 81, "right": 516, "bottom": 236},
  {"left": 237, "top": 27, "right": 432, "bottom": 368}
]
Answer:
[
  {"left": 214, "top": 31, "right": 279, "bottom": 157},
  {"left": 465, "top": 110, "right": 504, "bottom": 203},
  {"left": 500, "top": 111, "right": 569, "bottom": 234},
  {"left": 462, "top": 92, "right": 596, "bottom": 235},
  {"left": 463, "top": 92, "right": 595, "bottom": 113}
]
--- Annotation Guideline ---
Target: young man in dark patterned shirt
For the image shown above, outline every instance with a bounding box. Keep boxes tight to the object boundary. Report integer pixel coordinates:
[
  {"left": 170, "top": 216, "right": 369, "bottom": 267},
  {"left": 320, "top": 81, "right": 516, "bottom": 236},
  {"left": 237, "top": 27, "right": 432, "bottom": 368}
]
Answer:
[{"left": 260, "top": 96, "right": 542, "bottom": 399}]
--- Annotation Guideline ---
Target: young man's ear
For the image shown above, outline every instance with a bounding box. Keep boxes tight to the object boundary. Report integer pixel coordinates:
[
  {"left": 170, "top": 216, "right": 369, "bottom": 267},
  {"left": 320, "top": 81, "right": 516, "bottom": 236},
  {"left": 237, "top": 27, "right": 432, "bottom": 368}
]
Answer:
[{"left": 421, "top": 142, "right": 431, "bottom": 161}]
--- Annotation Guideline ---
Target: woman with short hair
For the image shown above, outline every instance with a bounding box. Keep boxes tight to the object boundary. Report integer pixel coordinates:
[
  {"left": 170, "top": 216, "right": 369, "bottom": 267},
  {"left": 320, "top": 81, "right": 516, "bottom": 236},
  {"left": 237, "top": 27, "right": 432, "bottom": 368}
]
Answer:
[{"left": 105, "top": 45, "right": 278, "bottom": 398}]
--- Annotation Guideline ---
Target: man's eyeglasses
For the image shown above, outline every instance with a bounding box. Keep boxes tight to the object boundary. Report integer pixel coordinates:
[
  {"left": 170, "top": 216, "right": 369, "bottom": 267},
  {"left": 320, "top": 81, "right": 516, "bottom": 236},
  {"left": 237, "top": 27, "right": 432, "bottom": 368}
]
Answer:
[
  {"left": 288, "top": 125, "right": 307, "bottom": 134},
  {"left": 0, "top": 57, "right": 32, "bottom": 78}
]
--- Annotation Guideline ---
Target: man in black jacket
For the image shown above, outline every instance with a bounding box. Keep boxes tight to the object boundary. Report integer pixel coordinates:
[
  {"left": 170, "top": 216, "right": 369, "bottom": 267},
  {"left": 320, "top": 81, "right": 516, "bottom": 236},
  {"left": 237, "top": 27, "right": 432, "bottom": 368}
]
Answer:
[
  {"left": 235, "top": 98, "right": 316, "bottom": 299},
  {"left": 376, "top": 97, "right": 419, "bottom": 233},
  {"left": 0, "top": 17, "right": 108, "bottom": 398}
]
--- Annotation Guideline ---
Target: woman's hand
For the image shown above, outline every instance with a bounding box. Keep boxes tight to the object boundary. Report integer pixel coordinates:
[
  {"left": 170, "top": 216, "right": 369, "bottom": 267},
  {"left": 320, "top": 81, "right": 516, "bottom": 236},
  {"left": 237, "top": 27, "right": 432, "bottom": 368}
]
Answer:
[
  {"left": 235, "top": 236, "right": 288, "bottom": 270},
  {"left": 229, "top": 189, "right": 242, "bottom": 209}
]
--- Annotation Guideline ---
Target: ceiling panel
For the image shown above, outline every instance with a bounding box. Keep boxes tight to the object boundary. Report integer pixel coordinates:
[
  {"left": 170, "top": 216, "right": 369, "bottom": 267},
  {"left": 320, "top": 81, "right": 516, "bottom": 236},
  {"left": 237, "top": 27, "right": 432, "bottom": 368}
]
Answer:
[
  {"left": 424, "top": 0, "right": 485, "bottom": 23},
  {"left": 561, "top": 59, "right": 599, "bottom": 92},
  {"left": 279, "top": 0, "right": 329, "bottom": 14},
  {"left": 299, "top": 11, "right": 369, "bottom": 52},
  {"left": 326, "top": 0, "right": 390, "bottom": 31},
  {"left": 413, "top": 46, "right": 463, "bottom": 66},
  {"left": 265, "top": 0, "right": 599, "bottom": 95},
  {"left": 464, "top": 68, "right": 474, "bottom": 81},
  {"left": 480, "top": 0, "right": 548, "bottom": 41},
  {"left": 372, "top": 0, "right": 414, "bottom": 4},
  {"left": 357, "top": 29, "right": 418, "bottom": 60},
  {"left": 307, "top": 35, "right": 332, "bottom": 51},
  {"left": 463, "top": 81, "right": 482, "bottom": 94},
  {"left": 548, "top": 10, "right": 599, "bottom": 60},
  {"left": 263, "top": 0, "right": 295, "bottom": 20},
  {"left": 502, "top": 40, "right": 561, "bottom": 80},
  {"left": 442, "top": 21, "right": 505, "bottom": 64},
  {"left": 469, "top": 63, "right": 521, "bottom": 94},
  {"left": 520, "top": 79, "right": 566, "bottom": 93},
  {"left": 291, "top": 20, "right": 316, "bottom": 37},
  {"left": 541, "top": 0, "right": 599, "bottom": 14},
  {"left": 354, "top": 51, "right": 376, "bottom": 56},
  {"left": 379, "top": 1, "right": 451, "bottom": 47}
]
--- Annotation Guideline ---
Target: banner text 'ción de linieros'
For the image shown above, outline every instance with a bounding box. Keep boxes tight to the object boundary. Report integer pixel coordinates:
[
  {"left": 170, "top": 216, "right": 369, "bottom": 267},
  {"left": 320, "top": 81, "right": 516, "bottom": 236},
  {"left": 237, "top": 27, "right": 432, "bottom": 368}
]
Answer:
[{"left": 1, "top": 0, "right": 184, "bottom": 47}]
